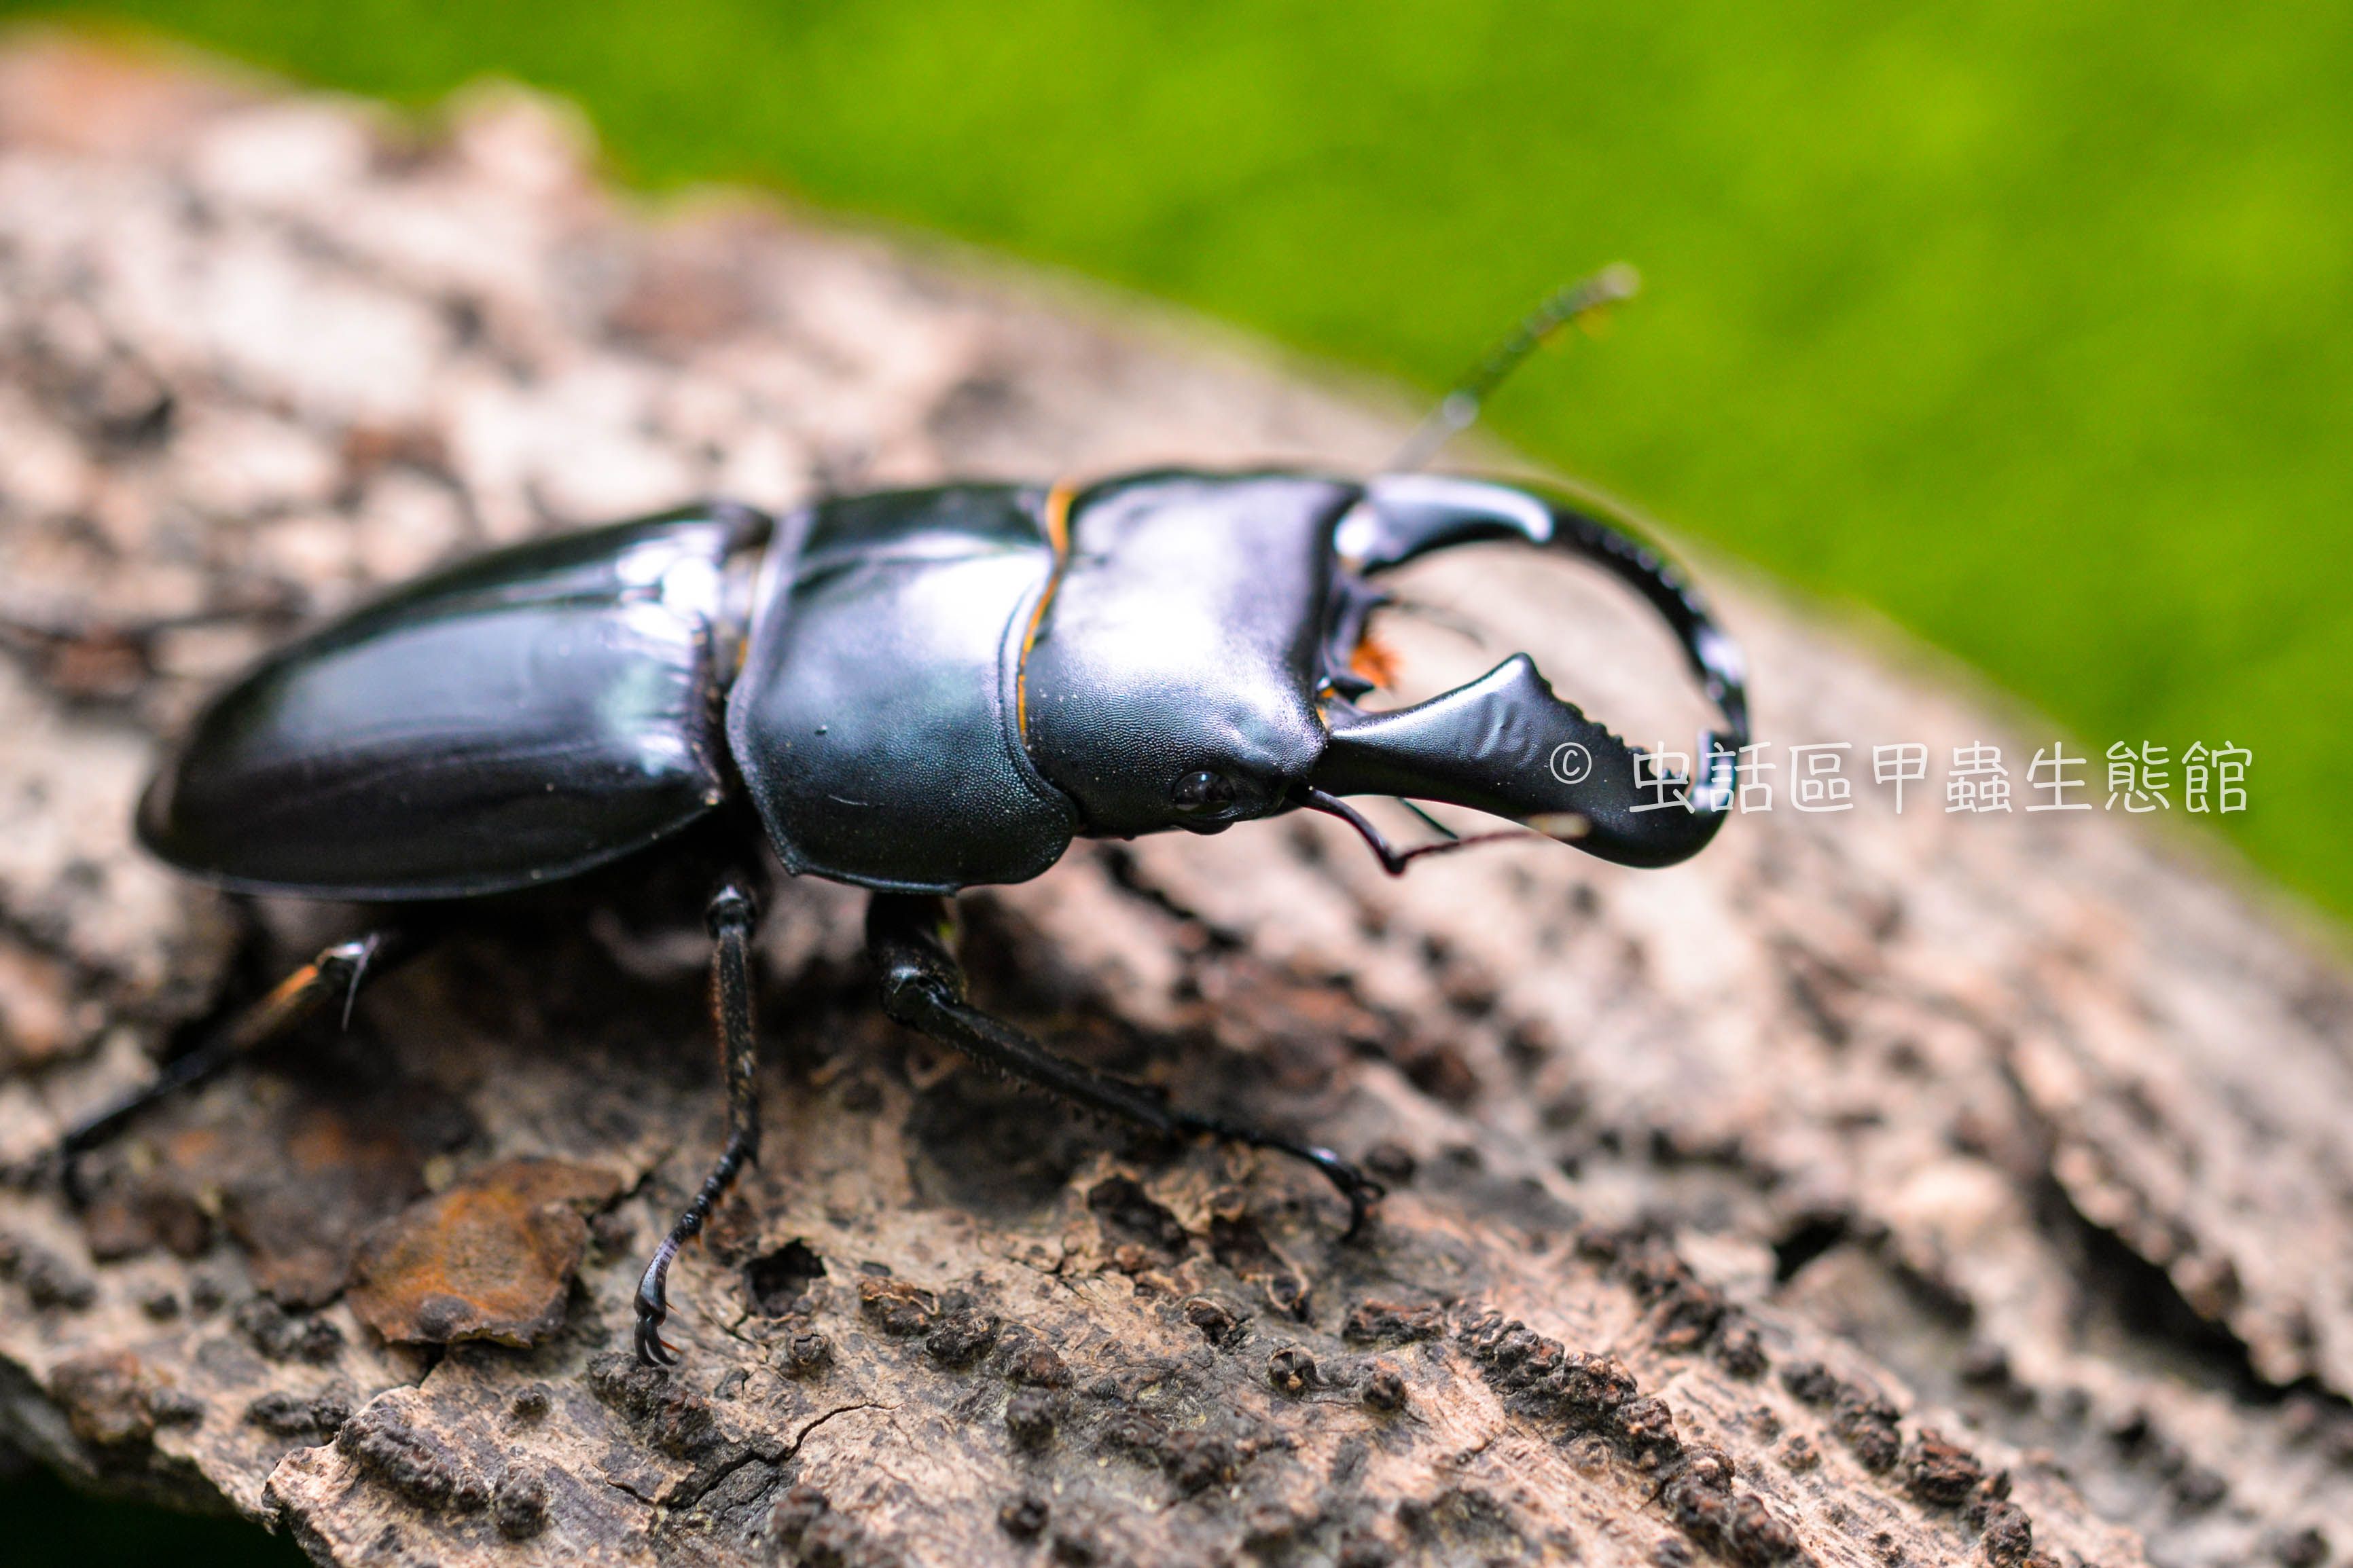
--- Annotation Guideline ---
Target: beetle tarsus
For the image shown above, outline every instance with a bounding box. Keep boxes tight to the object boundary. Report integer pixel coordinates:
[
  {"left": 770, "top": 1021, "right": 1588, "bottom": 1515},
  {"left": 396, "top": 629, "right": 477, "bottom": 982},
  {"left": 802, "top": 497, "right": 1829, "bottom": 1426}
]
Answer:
[
  {"left": 632, "top": 1129, "right": 755, "bottom": 1367},
  {"left": 333, "top": 932, "right": 389, "bottom": 1029},
  {"left": 56, "top": 926, "right": 418, "bottom": 1202},
  {"left": 634, "top": 1241, "right": 682, "bottom": 1367},
  {"left": 632, "top": 880, "right": 764, "bottom": 1368},
  {"left": 868, "top": 892, "right": 1384, "bottom": 1241},
  {"left": 1162, "top": 1110, "right": 1385, "bottom": 1239}
]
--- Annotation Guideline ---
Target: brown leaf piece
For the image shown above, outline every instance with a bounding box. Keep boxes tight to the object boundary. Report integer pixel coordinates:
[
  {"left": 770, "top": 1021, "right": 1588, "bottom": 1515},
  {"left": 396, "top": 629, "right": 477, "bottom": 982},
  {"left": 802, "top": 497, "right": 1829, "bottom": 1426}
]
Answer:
[{"left": 348, "top": 1158, "right": 621, "bottom": 1347}]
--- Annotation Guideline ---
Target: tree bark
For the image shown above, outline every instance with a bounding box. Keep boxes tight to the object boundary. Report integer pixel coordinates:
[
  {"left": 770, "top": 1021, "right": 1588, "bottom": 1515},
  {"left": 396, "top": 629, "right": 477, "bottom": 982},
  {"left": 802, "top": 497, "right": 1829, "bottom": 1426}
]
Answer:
[{"left": 0, "top": 30, "right": 2342, "bottom": 1568}]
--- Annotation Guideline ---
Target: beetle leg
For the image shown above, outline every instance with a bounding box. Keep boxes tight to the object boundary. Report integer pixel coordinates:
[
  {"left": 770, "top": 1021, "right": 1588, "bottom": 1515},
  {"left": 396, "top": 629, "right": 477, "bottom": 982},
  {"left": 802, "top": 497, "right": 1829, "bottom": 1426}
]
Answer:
[
  {"left": 634, "top": 881, "right": 761, "bottom": 1368},
  {"left": 867, "top": 893, "right": 1385, "bottom": 1239},
  {"left": 58, "top": 927, "right": 418, "bottom": 1199}
]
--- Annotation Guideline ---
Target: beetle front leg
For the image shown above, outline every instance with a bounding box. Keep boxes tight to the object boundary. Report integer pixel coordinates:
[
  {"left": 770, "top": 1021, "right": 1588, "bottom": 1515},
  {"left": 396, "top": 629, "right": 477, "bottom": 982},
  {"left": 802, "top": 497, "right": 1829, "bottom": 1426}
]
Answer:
[
  {"left": 867, "top": 893, "right": 1384, "bottom": 1239},
  {"left": 634, "top": 881, "right": 761, "bottom": 1368}
]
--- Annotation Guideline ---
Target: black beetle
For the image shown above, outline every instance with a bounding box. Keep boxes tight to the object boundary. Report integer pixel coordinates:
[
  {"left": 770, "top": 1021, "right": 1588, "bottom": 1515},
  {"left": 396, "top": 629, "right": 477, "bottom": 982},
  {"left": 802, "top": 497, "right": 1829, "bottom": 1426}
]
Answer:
[{"left": 63, "top": 287, "right": 1748, "bottom": 1366}]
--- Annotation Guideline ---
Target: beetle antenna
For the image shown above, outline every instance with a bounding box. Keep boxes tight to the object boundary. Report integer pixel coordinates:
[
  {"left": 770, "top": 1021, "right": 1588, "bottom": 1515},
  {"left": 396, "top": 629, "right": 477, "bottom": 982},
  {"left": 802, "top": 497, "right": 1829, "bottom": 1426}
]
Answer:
[
  {"left": 1388, "top": 263, "right": 1640, "bottom": 473},
  {"left": 1395, "top": 799, "right": 1458, "bottom": 841},
  {"left": 1301, "top": 787, "right": 1529, "bottom": 875}
]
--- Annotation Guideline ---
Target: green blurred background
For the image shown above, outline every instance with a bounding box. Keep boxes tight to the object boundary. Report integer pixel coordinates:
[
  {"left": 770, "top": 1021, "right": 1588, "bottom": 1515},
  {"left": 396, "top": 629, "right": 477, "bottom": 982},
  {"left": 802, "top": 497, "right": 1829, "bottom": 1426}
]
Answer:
[{"left": 0, "top": 3, "right": 2346, "bottom": 1556}]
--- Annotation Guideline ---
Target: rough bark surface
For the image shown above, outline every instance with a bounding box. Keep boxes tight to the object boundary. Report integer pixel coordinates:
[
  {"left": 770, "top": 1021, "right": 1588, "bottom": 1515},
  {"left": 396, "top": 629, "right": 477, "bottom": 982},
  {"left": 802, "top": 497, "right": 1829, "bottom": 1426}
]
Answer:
[{"left": 0, "top": 32, "right": 2344, "bottom": 1568}]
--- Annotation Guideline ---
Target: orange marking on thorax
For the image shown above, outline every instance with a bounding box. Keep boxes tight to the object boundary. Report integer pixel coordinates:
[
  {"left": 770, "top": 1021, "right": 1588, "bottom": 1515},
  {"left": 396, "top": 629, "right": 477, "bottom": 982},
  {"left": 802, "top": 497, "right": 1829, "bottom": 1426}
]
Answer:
[
  {"left": 1349, "top": 632, "right": 1401, "bottom": 689},
  {"left": 1016, "top": 481, "right": 1077, "bottom": 743}
]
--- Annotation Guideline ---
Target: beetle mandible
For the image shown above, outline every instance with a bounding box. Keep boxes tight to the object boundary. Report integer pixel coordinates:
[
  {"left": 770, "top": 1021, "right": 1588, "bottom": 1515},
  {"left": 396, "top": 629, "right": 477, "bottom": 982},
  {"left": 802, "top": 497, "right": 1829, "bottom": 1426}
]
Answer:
[{"left": 64, "top": 278, "right": 1749, "bottom": 1366}]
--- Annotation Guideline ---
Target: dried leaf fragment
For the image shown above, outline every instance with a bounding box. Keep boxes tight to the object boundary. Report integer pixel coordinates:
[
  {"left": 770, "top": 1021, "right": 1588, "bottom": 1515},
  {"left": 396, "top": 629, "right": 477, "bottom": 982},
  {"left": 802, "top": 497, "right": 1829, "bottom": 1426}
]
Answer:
[{"left": 348, "top": 1156, "right": 619, "bottom": 1346}]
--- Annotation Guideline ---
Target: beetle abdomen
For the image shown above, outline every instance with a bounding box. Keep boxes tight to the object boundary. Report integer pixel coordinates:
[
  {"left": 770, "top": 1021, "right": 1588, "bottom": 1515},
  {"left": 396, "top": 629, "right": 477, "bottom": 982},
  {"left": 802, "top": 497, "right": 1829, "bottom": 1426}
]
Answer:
[{"left": 139, "top": 507, "right": 764, "bottom": 900}]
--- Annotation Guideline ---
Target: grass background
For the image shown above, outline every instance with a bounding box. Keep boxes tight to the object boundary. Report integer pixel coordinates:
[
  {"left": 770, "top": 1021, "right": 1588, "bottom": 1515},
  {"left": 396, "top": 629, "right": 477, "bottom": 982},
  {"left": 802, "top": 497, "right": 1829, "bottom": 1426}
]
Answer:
[{"left": 0, "top": 7, "right": 2345, "bottom": 1556}]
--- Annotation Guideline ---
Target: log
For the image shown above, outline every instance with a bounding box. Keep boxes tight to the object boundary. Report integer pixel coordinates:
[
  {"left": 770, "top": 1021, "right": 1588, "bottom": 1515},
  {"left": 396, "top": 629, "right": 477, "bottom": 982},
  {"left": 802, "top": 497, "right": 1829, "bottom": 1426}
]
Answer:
[{"left": 0, "top": 30, "right": 2343, "bottom": 1568}]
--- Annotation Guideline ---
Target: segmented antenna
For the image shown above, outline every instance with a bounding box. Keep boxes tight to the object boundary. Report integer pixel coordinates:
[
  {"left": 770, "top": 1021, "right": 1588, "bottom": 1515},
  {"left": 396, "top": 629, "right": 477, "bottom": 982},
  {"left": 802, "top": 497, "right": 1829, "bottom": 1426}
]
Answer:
[{"left": 1388, "top": 263, "right": 1641, "bottom": 473}]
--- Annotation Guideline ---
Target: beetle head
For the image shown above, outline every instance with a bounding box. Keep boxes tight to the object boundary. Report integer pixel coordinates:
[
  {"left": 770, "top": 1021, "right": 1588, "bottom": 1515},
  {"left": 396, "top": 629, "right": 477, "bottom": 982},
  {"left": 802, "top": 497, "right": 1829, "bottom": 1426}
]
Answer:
[
  {"left": 1020, "top": 470, "right": 1747, "bottom": 870},
  {"left": 1020, "top": 473, "right": 1354, "bottom": 838}
]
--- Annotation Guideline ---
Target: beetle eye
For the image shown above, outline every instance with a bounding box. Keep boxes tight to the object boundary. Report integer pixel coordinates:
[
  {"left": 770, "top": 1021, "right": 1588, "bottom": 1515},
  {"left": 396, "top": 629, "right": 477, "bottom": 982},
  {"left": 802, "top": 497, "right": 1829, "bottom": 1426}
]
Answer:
[{"left": 1171, "top": 769, "right": 1236, "bottom": 812}]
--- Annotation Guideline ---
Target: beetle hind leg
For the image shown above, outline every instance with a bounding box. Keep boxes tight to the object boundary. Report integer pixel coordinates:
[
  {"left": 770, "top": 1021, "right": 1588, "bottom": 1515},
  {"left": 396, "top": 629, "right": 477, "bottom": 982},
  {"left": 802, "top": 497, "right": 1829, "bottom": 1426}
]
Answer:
[
  {"left": 867, "top": 893, "right": 1384, "bottom": 1239},
  {"left": 634, "top": 881, "right": 761, "bottom": 1368}
]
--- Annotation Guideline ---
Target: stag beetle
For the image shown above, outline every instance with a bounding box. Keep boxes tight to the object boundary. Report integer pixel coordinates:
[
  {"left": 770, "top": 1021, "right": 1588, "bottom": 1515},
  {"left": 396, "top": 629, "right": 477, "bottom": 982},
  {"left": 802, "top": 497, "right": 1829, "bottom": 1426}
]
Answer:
[{"left": 63, "top": 279, "right": 1748, "bottom": 1366}]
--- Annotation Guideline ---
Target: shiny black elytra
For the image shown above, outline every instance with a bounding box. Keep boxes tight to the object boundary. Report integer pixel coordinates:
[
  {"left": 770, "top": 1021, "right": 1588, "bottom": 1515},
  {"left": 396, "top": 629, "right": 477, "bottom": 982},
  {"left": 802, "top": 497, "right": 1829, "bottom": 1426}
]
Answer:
[{"left": 72, "top": 467, "right": 1748, "bottom": 1367}]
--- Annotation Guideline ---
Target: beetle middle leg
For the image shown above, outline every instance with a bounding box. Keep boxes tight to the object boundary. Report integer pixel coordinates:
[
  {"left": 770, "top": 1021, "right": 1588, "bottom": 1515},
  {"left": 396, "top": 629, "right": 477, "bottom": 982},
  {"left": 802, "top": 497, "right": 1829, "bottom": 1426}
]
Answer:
[
  {"left": 867, "top": 892, "right": 1384, "bottom": 1238},
  {"left": 634, "top": 880, "right": 762, "bottom": 1368},
  {"left": 58, "top": 926, "right": 419, "bottom": 1199}
]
